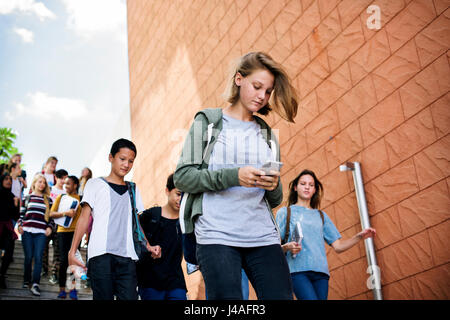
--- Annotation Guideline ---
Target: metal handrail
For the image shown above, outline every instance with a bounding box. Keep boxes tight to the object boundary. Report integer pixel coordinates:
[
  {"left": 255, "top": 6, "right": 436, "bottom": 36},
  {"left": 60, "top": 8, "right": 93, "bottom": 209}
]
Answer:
[{"left": 340, "top": 162, "right": 383, "bottom": 300}]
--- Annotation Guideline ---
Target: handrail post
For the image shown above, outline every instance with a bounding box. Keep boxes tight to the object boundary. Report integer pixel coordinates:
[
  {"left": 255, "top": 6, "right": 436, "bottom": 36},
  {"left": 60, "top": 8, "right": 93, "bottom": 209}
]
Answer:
[{"left": 340, "top": 162, "right": 383, "bottom": 300}]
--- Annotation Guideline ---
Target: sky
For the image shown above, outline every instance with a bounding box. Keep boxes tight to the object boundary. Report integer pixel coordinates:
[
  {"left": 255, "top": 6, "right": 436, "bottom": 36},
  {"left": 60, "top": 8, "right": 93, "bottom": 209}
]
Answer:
[{"left": 0, "top": 0, "right": 132, "bottom": 187}]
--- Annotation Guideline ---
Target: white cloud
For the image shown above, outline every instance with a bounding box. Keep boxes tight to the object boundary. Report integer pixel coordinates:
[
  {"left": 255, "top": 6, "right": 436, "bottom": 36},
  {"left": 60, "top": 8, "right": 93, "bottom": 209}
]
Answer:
[
  {"left": 62, "top": 0, "right": 126, "bottom": 42},
  {"left": 0, "top": 0, "right": 56, "bottom": 21},
  {"left": 13, "top": 27, "right": 34, "bottom": 43},
  {"left": 5, "top": 91, "right": 88, "bottom": 121}
]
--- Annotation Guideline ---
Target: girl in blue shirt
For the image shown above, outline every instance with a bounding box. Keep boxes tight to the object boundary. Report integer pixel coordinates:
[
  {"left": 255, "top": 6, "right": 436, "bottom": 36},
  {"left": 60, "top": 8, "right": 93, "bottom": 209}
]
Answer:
[{"left": 276, "top": 169, "right": 376, "bottom": 300}]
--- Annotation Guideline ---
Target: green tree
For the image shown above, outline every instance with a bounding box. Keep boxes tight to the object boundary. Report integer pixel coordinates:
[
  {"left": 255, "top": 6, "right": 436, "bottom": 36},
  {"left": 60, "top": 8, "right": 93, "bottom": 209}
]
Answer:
[{"left": 0, "top": 127, "right": 19, "bottom": 164}]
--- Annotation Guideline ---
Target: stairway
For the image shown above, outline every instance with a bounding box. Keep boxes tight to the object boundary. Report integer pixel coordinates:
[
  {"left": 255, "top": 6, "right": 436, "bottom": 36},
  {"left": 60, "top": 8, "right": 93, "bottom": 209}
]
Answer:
[{"left": 0, "top": 239, "right": 93, "bottom": 300}]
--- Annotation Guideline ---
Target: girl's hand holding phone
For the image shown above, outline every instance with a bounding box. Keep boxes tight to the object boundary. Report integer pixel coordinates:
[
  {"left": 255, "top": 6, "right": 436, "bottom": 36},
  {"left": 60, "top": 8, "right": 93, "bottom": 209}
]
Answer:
[{"left": 238, "top": 166, "right": 280, "bottom": 190}]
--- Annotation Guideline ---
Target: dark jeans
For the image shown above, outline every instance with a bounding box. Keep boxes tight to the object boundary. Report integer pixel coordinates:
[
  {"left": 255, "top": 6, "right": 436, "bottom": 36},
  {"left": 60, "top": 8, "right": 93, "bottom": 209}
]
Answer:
[
  {"left": 196, "top": 244, "right": 293, "bottom": 300},
  {"left": 87, "top": 253, "right": 138, "bottom": 300},
  {"left": 22, "top": 231, "right": 47, "bottom": 284},
  {"left": 57, "top": 232, "right": 74, "bottom": 288},
  {"left": 138, "top": 287, "right": 187, "bottom": 300},
  {"left": 291, "top": 271, "right": 330, "bottom": 300},
  {"left": 0, "top": 227, "right": 15, "bottom": 276},
  {"left": 42, "top": 230, "right": 59, "bottom": 276}
]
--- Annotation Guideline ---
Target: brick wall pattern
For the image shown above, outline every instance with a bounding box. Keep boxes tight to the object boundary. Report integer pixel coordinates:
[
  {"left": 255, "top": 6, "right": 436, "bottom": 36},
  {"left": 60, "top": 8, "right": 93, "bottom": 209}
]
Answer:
[{"left": 127, "top": 0, "right": 450, "bottom": 299}]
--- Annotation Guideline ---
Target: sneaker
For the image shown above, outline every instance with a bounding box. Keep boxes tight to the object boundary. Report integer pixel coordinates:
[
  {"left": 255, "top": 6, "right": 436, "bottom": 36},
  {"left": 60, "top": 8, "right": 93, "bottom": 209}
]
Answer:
[
  {"left": 57, "top": 290, "right": 67, "bottom": 299},
  {"left": 49, "top": 274, "right": 58, "bottom": 285},
  {"left": 69, "top": 289, "right": 78, "bottom": 300},
  {"left": 30, "top": 283, "right": 41, "bottom": 296},
  {"left": 22, "top": 282, "right": 30, "bottom": 289}
]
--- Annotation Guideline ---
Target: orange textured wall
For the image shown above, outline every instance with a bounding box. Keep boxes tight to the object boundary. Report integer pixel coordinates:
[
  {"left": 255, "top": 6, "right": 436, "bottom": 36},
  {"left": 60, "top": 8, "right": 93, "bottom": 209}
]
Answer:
[{"left": 127, "top": 0, "right": 450, "bottom": 299}]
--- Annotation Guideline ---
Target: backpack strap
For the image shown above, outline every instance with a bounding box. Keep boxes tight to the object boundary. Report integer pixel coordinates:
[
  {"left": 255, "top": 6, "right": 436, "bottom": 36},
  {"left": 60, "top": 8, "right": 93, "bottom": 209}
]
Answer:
[
  {"left": 254, "top": 115, "right": 280, "bottom": 162},
  {"left": 283, "top": 206, "right": 291, "bottom": 244},
  {"left": 126, "top": 181, "right": 147, "bottom": 244},
  {"left": 19, "top": 194, "right": 31, "bottom": 226},
  {"left": 139, "top": 206, "right": 162, "bottom": 242},
  {"left": 319, "top": 210, "right": 324, "bottom": 225},
  {"left": 179, "top": 108, "right": 223, "bottom": 234}
]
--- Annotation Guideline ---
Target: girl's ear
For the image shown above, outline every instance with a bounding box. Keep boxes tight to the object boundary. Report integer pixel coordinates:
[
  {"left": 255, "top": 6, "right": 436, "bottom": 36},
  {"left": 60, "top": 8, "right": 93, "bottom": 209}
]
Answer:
[{"left": 235, "top": 72, "right": 243, "bottom": 87}]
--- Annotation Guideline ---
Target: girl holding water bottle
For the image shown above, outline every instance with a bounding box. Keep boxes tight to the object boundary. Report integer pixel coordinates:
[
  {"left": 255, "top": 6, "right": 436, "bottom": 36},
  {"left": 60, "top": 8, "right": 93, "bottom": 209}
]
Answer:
[{"left": 276, "top": 169, "right": 376, "bottom": 300}]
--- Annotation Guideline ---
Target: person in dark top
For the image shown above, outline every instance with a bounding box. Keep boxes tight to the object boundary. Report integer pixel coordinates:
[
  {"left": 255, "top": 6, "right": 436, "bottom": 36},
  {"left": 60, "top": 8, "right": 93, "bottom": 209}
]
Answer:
[
  {"left": 0, "top": 173, "right": 20, "bottom": 288},
  {"left": 136, "top": 173, "right": 187, "bottom": 300}
]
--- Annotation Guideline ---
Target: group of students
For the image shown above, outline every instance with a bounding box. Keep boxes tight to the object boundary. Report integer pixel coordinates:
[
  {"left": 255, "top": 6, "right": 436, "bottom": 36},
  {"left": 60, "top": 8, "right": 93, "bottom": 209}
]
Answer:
[
  {"left": 1, "top": 51, "right": 376, "bottom": 301},
  {"left": 173, "top": 51, "right": 376, "bottom": 300},
  {"left": 0, "top": 154, "right": 93, "bottom": 299},
  {"left": 72, "top": 51, "right": 375, "bottom": 301}
]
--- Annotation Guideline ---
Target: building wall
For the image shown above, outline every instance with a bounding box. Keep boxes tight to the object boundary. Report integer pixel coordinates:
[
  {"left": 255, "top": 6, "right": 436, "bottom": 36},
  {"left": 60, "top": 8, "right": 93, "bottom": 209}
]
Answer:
[{"left": 127, "top": 0, "right": 450, "bottom": 299}]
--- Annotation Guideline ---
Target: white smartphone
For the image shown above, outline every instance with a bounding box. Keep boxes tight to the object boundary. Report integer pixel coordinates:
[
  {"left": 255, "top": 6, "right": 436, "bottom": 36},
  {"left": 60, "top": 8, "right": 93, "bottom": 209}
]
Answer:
[{"left": 260, "top": 161, "right": 283, "bottom": 175}]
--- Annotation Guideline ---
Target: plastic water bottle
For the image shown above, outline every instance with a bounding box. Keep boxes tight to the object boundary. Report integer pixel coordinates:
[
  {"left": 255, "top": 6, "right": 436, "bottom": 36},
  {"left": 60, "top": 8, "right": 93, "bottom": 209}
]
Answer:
[{"left": 73, "top": 249, "right": 87, "bottom": 281}]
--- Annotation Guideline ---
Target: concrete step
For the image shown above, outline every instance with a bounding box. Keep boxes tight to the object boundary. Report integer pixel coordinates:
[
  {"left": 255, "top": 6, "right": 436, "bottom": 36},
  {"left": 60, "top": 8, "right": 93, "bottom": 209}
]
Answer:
[
  {"left": 0, "top": 288, "right": 92, "bottom": 300},
  {"left": 1, "top": 240, "right": 92, "bottom": 300},
  {"left": 1, "top": 274, "right": 92, "bottom": 293}
]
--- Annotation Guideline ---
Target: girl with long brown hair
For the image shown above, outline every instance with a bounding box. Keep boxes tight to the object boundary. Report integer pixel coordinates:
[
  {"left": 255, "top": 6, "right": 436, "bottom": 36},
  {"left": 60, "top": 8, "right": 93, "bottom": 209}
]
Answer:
[
  {"left": 276, "top": 169, "right": 376, "bottom": 300},
  {"left": 78, "top": 167, "right": 92, "bottom": 197}
]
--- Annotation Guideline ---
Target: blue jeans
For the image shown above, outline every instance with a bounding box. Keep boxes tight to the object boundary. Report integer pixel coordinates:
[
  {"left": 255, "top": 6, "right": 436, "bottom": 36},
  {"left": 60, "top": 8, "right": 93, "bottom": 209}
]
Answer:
[
  {"left": 22, "top": 231, "right": 47, "bottom": 285},
  {"left": 138, "top": 287, "right": 187, "bottom": 300},
  {"left": 291, "top": 271, "right": 330, "bottom": 300},
  {"left": 197, "top": 244, "right": 293, "bottom": 300},
  {"left": 241, "top": 269, "right": 249, "bottom": 300}
]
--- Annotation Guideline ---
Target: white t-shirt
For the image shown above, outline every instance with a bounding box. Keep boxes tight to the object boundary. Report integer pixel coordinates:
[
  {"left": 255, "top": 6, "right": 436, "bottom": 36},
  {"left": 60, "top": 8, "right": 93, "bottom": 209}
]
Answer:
[
  {"left": 11, "top": 177, "right": 22, "bottom": 199},
  {"left": 50, "top": 186, "right": 66, "bottom": 201},
  {"left": 81, "top": 178, "right": 144, "bottom": 261},
  {"left": 44, "top": 173, "right": 55, "bottom": 187}
]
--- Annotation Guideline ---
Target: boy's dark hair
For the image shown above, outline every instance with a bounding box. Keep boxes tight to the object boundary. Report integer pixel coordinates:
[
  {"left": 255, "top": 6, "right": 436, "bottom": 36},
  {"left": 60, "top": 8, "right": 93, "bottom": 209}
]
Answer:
[
  {"left": 55, "top": 169, "right": 68, "bottom": 179},
  {"left": 110, "top": 138, "right": 137, "bottom": 157},
  {"left": 166, "top": 173, "right": 175, "bottom": 191},
  {"left": 67, "top": 175, "right": 79, "bottom": 193}
]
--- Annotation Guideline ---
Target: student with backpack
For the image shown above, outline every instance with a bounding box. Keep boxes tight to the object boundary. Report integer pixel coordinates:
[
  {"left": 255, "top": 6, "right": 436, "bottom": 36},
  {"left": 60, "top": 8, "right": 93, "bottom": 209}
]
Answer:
[
  {"left": 49, "top": 175, "right": 81, "bottom": 299},
  {"left": 18, "top": 174, "right": 54, "bottom": 296},
  {"left": 46, "top": 169, "right": 68, "bottom": 284},
  {"left": 174, "top": 52, "right": 299, "bottom": 300},
  {"left": 136, "top": 173, "right": 187, "bottom": 300},
  {"left": 68, "top": 138, "right": 161, "bottom": 300},
  {"left": 9, "top": 162, "right": 23, "bottom": 204},
  {"left": 276, "top": 169, "right": 376, "bottom": 300},
  {"left": 41, "top": 156, "right": 58, "bottom": 187},
  {"left": 8, "top": 153, "right": 27, "bottom": 191}
]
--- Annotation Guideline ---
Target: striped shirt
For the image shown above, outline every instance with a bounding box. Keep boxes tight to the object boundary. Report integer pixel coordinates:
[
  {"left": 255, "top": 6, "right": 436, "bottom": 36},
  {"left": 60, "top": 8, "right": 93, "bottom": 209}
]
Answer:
[{"left": 19, "top": 194, "right": 53, "bottom": 234}]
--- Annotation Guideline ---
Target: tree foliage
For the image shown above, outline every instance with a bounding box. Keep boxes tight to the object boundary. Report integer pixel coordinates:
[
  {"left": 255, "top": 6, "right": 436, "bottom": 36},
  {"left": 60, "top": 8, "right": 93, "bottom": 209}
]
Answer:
[{"left": 0, "top": 127, "right": 19, "bottom": 164}]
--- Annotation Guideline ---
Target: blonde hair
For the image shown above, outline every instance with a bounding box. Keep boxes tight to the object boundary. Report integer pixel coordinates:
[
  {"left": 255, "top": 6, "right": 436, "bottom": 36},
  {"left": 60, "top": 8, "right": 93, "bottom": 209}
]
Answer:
[
  {"left": 30, "top": 173, "right": 51, "bottom": 222},
  {"left": 223, "top": 52, "right": 298, "bottom": 123}
]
